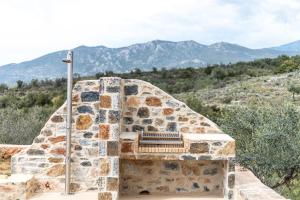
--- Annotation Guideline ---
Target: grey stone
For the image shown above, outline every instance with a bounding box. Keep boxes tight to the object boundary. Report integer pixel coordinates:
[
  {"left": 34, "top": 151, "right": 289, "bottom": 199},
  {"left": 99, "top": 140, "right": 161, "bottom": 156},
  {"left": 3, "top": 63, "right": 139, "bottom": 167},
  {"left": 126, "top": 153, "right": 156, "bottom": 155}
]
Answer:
[
  {"left": 96, "top": 110, "right": 106, "bottom": 123},
  {"left": 142, "top": 119, "right": 152, "bottom": 124},
  {"left": 166, "top": 100, "right": 179, "bottom": 108},
  {"left": 83, "top": 132, "right": 93, "bottom": 138},
  {"left": 106, "top": 86, "right": 120, "bottom": 93},
  {"left": 190, "top": 142, "right": 209, "bottom": 153},
  {"left": 176, "top": 188, "right": 188, "bottom": 192},
  {"left": 212, "top": 142, "right": 222, "bottom": 146},
  {"left": 203, "top": 168, "right": 218, "bottom": 175},
  {"left": 166, "top": 122, "right": 177, "bottom": 132},
  {"left": 77, "top": 105, "right": 94, "bottom": 114},
  {"left": 228, "top": 173, "right": 235, "bottom": 188},
  {"left": 27, "top": 149, "right": 44, "bottom": 155},
  {"left": 108, "top": 110, "right": 120, "bottom": 123},
  {"left": 132, "top": 125, "right": 144, "bottom": 132},
  {"left": 164, "top": 162, "right": 179, "bottom": 170},
  {"left": 166, "top": 116, "right": 175, "bottom": 120},
  {"left": 181, "top": 155, "right": 196, "bottom": 160},
  {"left": 124, "top": 85, "right": 138, "bottom": 95},
  {"left": 81, "top": 161, "right": 92, "bottom": 167},
  {"left": 192, "top": 183, "right": 199, "bottom": 189},
  {"left": 137, "top": 107, "right": 150, "bottom": 118},
  {"left": 79, "top": 139, "right": 91, "bottom": 146},
  {"left": 81, "top": 91, "right": 99, "bottom": 102},
  {"left": 123, "top": 117, "right": 134, "bottom": 125},
  {"left": 198, "top": 155, "right": 212, "bottom": 160},
  {"left": 34, "top": 137, "right": 44, "bottom": 143}
]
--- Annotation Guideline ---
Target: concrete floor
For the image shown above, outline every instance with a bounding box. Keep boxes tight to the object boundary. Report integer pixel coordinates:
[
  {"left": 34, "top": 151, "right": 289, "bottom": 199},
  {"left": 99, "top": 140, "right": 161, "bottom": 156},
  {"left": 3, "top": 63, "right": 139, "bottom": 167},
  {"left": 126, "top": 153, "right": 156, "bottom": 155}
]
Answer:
[{"left": 31, "top": 193, "right": 223, "bottom": 200}]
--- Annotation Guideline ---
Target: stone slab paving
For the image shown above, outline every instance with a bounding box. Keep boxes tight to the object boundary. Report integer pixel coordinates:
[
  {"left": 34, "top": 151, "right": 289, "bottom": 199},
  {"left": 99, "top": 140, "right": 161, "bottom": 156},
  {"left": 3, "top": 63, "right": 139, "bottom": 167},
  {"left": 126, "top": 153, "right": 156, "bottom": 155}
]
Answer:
[
  {"left": 31, "top": 193, "right": 223, "bottom": 200},
  {"left": 235, "top": 166, "right": 287, "bottom": 200}
]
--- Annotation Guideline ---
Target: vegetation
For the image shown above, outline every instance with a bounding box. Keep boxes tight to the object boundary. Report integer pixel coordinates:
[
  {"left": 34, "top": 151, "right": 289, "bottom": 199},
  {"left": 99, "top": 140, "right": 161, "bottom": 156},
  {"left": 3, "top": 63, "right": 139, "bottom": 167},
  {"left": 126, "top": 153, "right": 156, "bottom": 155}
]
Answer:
[{"left": 1, "top": 55, "right": 300, "bottom": 198}]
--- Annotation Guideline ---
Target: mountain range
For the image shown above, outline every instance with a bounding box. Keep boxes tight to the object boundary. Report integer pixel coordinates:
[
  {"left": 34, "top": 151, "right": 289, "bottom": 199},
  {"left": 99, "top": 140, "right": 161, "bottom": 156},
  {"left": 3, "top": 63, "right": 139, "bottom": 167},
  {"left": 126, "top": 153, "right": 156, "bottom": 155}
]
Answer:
[{"left": 1, "top": 39, "right": 300, "bottom": 85}]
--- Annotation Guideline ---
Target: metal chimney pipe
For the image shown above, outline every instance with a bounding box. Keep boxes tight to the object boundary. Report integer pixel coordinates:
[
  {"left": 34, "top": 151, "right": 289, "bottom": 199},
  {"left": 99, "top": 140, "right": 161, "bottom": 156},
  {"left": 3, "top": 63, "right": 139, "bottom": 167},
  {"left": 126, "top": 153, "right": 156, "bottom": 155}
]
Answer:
[{"left": 62, "top": 50, "right": 73, "bottom": 195}]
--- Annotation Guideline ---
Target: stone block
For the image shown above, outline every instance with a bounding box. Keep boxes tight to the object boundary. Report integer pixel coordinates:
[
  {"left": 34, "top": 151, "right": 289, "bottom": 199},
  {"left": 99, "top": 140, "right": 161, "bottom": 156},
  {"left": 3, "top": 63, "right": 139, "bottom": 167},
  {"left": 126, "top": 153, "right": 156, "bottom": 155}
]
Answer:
[
  {"left": 81, "top": 91, "right": 99, "bottom": 102},
  {"left": 98, "top": 192, "right": 112, "bottom": 200},
  {"left": 126, "top": 96, "right": 140, "bottom": 107},
  {"left": 48, "top": 136, "right": 65, "bottom": 144},
  {"left": 76, "top": 115, "right": 93, "bottom": 130},
  {"left": 96, "top": 110, "right": 107, "bottom": 123},
  {"left": 77, "top": 105, "right": 94, "bottom": 114},
  {"left": 163, "top": 108, "right": 174, "bottom": 115},
  {"left": 145, "top": 96, "right": 162, "bottom": 106},
  {"left": 51, "top": 115, "right": 64, "bottom": 123},
  {"left": 100, "top": 95, "right": 112, "bottom": 108},
  {"left": 107, "top": 177, "right": 119, "bottom": 191},
  {"left": 99, "top": 158, "right": 110, "bottom": 176},
  {"left": 47, "top": 164, "right": 65, "bottom": 177},
  {"left": 124, "top": 85, "right": 138, "bottom": 95},
  {"left": 108, "top": 110, "right": 120, "bottom": 124},
  {"left": 190, "top": 142, "right": 209, "bottom": 154},
  {"left": 121, "top": 142, "right": 134, "bottom": 153},
  {"left": 137, "top": 107, "right": 149, "bottom": 118},
  {"left": 107, "top": 141, "right": 119, "bottom": 156},
  {"left": 99, "top": 124, "right": 110, "bottom": 139},
  {"left": 166, "top": 122, "right": 177, "bottom": 132}
]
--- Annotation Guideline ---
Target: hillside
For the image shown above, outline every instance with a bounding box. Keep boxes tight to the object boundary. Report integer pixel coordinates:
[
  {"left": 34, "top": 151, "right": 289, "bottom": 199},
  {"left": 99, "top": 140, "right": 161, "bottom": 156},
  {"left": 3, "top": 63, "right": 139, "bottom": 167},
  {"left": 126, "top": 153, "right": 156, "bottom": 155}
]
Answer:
[{"left": 1, "top": 40, "right": 299, "bottom": 85}]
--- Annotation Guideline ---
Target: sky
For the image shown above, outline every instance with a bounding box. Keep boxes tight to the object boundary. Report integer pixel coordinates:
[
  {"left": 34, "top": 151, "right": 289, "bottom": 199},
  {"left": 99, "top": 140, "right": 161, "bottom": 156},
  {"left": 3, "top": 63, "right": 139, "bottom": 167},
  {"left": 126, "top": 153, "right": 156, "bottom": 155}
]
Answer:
[{"left": 0, "top": 0, "right": 300, "bottom": 66}]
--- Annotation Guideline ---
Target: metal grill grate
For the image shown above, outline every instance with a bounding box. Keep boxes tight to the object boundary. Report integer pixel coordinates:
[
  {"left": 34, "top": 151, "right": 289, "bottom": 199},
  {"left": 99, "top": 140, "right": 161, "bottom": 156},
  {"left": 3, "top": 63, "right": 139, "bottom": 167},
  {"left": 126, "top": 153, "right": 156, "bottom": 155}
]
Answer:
[{"left": 138, "top": 131, "right": 187, "bottom": 153}]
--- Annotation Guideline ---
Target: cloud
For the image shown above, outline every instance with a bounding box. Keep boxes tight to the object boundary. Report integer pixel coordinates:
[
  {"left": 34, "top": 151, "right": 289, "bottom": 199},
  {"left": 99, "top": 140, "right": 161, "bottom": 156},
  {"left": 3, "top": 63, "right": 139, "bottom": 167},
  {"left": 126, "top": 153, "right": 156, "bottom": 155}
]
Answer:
[{"left": 0, "top": 0, "right": 300, "bottom": 65}]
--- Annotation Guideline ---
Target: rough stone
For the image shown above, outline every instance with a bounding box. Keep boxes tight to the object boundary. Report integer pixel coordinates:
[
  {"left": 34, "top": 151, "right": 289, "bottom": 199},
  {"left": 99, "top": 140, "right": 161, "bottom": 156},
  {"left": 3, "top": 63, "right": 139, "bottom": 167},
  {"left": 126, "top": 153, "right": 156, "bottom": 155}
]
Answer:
[
  {"left": 27, "top": 149, "right": 44, "bottom": 156},
  {"left": 48, "top": 136, "right": 65, "bottom": 144},
  {"left": 77, "top": 105, "right": 94, "bottom": 114},
  {"left": 83, "top": 132, "right": 93, "bottom": 138},
  {"left": 147, "top": 126, "right": 158, "bottom": 131},
  {"left": 123, "top": 117, "right": 133, "bottom": 125},
  {"left": 163, "top": 108, "right": 174, "bottom": 115},
  {"left": 200, "top": 122, "right": 211, "bottom": 127},
  {"left": 98, "top": 192, "right": 112, "bottom": 200},
  {"left": 81, "top": 91, "right": 99, "bottom": 102},
  {"left": 99, "top": 124, "right": 110, "bottom": 138},
  {"left": 76, "top": 115, "right": 93, "bottom": 130},
  {"left": 178, "top": 116, "right": 189, "bottom": 122},
  {"left": 96, "top": 110, "right": 106, "bottom": 123},
  {"left": 107, "top": 177, "right": 119, "bottom": 191},
  {"left": 121, "top": 142, "right": 134, "bottom": 153},
  {"left": 107, "top": 141, "right": 119, "bottom": 156},
  {"left": 108, "top": 110, "right": 120, "bottom": 123},
  {"left": 142, "top": 119, "right": 152, "bottom": 124},
  {"left": 190, "top": 142, "right": 209, "bottom": 154},
  {"left": 100, "top": 95, "right": 112, "bottom": 108},
  {"left": 50, "top": 148, "right": 66, "bottom": 155},
  {"left": 132, "top": 125, "right": 144, "bottom": 132},
  {"left": 34, "top": 137, "right": 44, "bottom": 143},
  {"left": 106, "top": 86, "right": 120, "bottom": 93},
  {"left": 203, "top": 168, "right": 218, "bottom": 175},
  {"left": 48, "top": 157, "right": 63, "bottom": 163},
  {"left": 47, "top": 164, "right": 65, "bottom": 177},
  {"left": 126, "top": 96, "right": 140, "bottom": 107},
  {"left": 164, "top": 162, "right": 179, "bottom": 170},
  {"left": 100, "top": 159, "right": 110, "bottom": 176},
  {"left": 70, "top": 183, "right": 81, "bottom": 193},
  {"left": 145, "top": 96, "right": 162, "bottom": 106},
  {"left": 51, "top": 115, "right": 64, "bottom": 123},
  {"left": 81, "top": 161, "right": 92, "bottom": 167},
  {"left": 228, "top": 173, "right": 235, "bottom": 188},
  {"left": 124, "top": 85, "right": 138, "bottom": 95},
  {"left": 74, "top": 145, "right": 82, "bottom": 151},
  {"left": 137, "top": 107, "right": 150, "bottom": 118},
  {"left": 166, "top": 122, "right": 177, "bottom": 132}
]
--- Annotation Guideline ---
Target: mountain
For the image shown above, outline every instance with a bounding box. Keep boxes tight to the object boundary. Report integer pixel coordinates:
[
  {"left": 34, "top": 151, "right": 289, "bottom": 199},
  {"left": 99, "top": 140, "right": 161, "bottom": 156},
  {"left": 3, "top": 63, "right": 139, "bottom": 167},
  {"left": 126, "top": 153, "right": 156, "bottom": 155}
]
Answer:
[
  {"left": 271, "top": 40, "right": 300, "bottom": 52},
  {"left": 0, "top": 40, "right": 299, "bottom": 85}
]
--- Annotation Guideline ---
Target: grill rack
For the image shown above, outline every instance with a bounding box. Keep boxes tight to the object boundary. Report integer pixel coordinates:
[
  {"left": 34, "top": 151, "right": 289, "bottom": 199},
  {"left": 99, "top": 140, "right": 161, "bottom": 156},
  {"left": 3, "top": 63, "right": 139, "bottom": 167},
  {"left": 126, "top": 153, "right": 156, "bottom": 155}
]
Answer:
[{"left": 138, "top": 130, "right": 187, "bottom": 153}]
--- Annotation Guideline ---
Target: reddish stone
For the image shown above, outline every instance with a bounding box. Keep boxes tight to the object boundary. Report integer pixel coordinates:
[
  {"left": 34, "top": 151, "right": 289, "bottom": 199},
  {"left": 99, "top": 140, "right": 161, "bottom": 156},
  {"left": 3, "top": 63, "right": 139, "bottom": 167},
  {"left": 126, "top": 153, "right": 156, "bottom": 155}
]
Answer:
[
  {"left": 47, "top": 164, "right": 65, "bottom": 177},
  {"left": 126, "top": 96, "right": 140, "bottom": 107},
  {"left": 163, "top": 108, "right": 174, "bottom": 115},
  {"left": 48, "top": 136, "right": 65, "bottom": 144},
  {"left": 98, "top": 124, "right": 110, "bottom": 139},
  {"left": 76, "top": 115, "right": 92, "bottom": 130},
  {"left": 121, "top": 142, "right": 134, "bottom": 153},
  {"left": 40, "top": 144, "right": 49, "bottom": 149},
  {"left": 72, "top": 94, "right": 79, "bottom": 102},
  {"left": 48, "top": 157, "right": 64, "bottom": 163},
  {"left": 50, "top": 148, "right": 66, "bottom": 156},
  {"left": 70, "top": 183, "right": 81, "bottom": 192},
  {"left": 145, "top": 96, "right": 162, "bottom": 106},
  {"left": 100, "top": 95, "right": 112, "bottom": 108}
]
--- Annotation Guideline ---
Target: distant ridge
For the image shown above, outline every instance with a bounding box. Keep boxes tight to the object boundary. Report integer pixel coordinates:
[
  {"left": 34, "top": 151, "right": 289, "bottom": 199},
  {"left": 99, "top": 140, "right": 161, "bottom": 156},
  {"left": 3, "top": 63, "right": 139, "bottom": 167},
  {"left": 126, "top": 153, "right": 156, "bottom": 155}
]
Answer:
[{"left": 0, "top": 39, "right": 299, "bottom": 85}]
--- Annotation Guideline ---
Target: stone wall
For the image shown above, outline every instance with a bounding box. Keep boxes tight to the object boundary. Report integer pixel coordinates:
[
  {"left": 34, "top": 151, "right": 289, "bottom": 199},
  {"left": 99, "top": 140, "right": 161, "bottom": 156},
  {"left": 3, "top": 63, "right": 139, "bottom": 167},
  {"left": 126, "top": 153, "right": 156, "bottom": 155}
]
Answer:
[
  {"left": 122, "top": 79, "right": 223, "bottom": 134},
  {"left": 9, "top": 77, "right": 235, "bottom": 200},
  {"left": 120, "top": 159, "right": 224, "bottom": 196}
]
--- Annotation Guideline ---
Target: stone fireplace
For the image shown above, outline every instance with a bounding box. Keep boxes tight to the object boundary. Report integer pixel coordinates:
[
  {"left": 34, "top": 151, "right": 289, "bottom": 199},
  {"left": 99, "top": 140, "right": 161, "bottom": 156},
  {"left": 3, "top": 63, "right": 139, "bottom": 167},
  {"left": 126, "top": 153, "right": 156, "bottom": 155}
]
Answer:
[{"left": 8, "top": 77, "right": 235, "bottom": 200}]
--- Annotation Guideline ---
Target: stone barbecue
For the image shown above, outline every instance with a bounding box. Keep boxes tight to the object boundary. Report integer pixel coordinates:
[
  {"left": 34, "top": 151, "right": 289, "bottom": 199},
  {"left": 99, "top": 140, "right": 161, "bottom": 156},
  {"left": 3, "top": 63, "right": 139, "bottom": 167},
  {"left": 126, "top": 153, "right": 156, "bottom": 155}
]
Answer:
[{"left": 4, "top": 77, "right": 235, "bottom": 200}]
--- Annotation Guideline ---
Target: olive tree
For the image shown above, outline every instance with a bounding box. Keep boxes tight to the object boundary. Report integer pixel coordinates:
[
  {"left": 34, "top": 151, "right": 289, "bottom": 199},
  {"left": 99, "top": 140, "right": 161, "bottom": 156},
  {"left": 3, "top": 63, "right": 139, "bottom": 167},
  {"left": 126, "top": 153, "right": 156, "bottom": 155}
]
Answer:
[{"left": 220, "top": 104, "right": 300, "bottom": 192}]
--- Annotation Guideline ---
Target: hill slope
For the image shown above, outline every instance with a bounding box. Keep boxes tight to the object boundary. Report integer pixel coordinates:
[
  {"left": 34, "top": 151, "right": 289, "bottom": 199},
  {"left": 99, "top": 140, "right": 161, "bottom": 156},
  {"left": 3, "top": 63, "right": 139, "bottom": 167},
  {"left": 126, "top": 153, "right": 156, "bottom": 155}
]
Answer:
[{"left": 0, "top": 40, "right": 299, "bottom": 85}]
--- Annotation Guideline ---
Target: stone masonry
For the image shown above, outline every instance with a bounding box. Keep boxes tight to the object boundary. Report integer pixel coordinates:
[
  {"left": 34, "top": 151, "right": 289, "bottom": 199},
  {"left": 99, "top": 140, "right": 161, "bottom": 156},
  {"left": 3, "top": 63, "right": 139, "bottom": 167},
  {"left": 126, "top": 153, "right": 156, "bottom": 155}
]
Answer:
[{"left": 10, "top": 77, "right": 235, "bottom": 200}]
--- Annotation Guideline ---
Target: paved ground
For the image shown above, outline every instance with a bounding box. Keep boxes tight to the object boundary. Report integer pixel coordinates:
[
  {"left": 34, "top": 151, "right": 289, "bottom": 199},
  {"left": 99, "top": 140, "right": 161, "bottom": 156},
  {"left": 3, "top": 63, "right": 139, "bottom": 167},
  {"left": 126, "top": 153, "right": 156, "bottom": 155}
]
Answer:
[{"left": 31, "top": 193, "right": 223, "bottom": 200}]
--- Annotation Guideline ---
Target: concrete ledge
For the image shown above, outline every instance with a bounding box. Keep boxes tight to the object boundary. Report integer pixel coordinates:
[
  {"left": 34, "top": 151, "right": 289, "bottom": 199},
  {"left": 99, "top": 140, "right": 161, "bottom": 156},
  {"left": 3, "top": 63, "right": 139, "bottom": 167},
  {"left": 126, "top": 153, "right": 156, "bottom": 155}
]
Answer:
[{"left": 235, "top": 166, "right": 286, "bottom": 200}]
